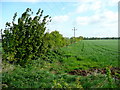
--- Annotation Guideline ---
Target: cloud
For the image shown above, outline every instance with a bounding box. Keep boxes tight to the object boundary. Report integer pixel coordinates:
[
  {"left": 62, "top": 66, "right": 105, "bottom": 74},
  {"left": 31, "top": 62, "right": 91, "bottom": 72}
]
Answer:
[
  {"left": 76, "top": 0, "right": 119, "bottom": 14},
  {"left": 46, "top": 15, "right": 69, "bottom": 32},
  {"left": 75, "top": 8, "right": 118, "bottom": 37},
  {"left": 107, "top": 0, "right": 119, "bottom": 6},
  {"left": 76, "top": 1, "right": 103, "bottom": 13},
  {"left": 52, "top": 15, "right": 69, "bottom": 24},
  {"left": 100, "top": 11, "right": 118, "bottom": 29},
  {"left": 1, "top": 0, "right": 82, "bottom": 2},
  {"left": 22, "top": 0, "right": 38, "bottom": 2},
  {"left": 76, "top": 4, "right": 89, "bottom": 13},
  {"left": 75, "top": 10, "right": 118, "bottom": 37},
  {"left": 90, "top": 1, "right": 102, "bottom": 11},
  {"left": 1, "top": 0, "right": 39, "bottom": 2},
  {"left": 76, "top": 16, "right": 89, "bottom": 25},
  {"left": 75, "top": 0, "right": 118, "bottom": 26},
  {"left": 79, "top": 0, "right": 119, "bottom": 5},
  {"left": 76, "top": 10, "right": 118, "bottom": 26}
]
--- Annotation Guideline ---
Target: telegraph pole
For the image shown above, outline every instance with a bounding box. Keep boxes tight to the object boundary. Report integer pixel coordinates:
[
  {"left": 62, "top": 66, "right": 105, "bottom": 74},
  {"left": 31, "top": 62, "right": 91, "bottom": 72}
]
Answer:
[{"left": 72, "top": 27, "right": 77, "bottom": 37}]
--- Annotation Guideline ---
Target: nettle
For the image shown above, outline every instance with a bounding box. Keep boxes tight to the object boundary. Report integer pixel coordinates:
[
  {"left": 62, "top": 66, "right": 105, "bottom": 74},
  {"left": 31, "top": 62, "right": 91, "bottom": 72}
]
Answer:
[{"left": 2, "top": 8, "right": 51, "bottom": 65}]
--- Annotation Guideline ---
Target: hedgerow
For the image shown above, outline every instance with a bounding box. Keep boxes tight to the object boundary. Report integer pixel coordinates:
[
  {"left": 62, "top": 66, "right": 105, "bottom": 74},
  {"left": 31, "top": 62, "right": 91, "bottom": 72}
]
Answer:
[{"left": 1, "top": 8, "right": 83, "bottom": 66}]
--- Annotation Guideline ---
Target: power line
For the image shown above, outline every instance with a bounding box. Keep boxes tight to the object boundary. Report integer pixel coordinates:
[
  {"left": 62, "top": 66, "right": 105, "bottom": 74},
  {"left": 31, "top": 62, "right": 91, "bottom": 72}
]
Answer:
[{"left": 72, "top": 27, "right": 77, "bottom": 38}]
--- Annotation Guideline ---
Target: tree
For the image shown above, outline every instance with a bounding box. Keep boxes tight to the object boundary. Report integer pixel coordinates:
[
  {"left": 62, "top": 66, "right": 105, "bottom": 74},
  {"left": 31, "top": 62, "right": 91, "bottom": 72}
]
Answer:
[
  {"left": 2, "top": 8, "right": 51, "bottom": 65},
  {"left": 43, "top": 31, "right": 66, "bottom": 50},
  {"left": 50, "top": 31, "right": 66, "bottom": 48}
]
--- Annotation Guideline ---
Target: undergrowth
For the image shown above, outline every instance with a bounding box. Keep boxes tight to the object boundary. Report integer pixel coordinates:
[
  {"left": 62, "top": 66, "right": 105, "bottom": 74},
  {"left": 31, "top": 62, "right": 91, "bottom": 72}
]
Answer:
[{"left": 2, "top": 49, "right": 119, "bottom": 88}]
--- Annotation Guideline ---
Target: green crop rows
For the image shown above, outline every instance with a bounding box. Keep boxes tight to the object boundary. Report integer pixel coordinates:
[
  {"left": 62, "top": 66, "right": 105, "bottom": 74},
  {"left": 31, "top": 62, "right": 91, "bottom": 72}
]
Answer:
[{"left": 61, "top": 40, "right": 119, "bottom": 70}]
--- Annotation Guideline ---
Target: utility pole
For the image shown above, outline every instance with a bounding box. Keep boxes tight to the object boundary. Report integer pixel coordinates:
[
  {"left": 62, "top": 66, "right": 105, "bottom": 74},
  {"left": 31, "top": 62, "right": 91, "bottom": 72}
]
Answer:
[{"left": 72, "top": 27, "right": 77, "bottom": 38}]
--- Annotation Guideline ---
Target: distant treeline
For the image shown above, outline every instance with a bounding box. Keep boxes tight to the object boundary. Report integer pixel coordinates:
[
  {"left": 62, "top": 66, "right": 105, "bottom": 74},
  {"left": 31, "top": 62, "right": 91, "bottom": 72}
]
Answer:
[{"left": 83, "top": 37, "right": 120, "bottom": 40}]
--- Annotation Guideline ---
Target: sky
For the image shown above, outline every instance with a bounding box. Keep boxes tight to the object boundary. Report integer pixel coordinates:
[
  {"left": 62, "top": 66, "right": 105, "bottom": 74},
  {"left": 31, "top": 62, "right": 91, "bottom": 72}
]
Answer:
[{"left": 0, "top": 0, "right": 119, "bottom": 38}]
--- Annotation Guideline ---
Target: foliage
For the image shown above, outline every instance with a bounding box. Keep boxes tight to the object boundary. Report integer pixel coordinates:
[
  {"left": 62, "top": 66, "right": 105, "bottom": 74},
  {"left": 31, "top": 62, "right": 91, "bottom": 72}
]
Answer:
[
  {"left": 2, "top": 63, "right": 83, "bottom": 88},
  {"left": 52, "top": 77, "right": 83, "bottom": 88},
  {"left": 2, "top": 8, "right": 51, "bottom": 65},
  {"left": 70, "top": 36, "right": 83, "bottom": 44},
  {"left": 1, "top": 8, "right": 75, "bottom": 66},
  {"left": 84, "top": 37, "right": 120, "bottom": 40},
  {"left": 64, "top": 37, "right": 71, "bottom": 46},
  {"left": 2, "top": 60, "right": 118, "bottom": 88},
  {"left": 42, "top": 31, "right": 66, "bottom": 51},
  {"left": 79, "top": 73, "right": 118, "bottom": 88},
  {"left": 106, "top": 67, "right": 114, "bottom": 88}
]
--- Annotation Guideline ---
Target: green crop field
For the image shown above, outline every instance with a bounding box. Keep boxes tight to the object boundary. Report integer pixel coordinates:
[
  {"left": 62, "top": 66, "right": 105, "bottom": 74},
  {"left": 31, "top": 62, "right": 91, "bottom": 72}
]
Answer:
[
  {"left": 60, "top": 40, "right": 119, "bottom": 70},
  {"left": 2, "top": 40, "right": 120, "bottom": 88}
]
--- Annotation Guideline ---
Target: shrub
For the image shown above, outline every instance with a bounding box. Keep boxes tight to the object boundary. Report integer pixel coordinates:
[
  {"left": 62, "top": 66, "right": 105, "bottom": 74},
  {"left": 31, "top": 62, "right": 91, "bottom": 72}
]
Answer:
[{"left": 2, "top": 8, "right": 51, "bottom": 65}]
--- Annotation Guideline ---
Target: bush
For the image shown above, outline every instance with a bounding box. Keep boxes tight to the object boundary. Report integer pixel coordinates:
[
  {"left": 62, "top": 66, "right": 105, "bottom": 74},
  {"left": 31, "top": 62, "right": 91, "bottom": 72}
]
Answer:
[
  {"left": 43, "top": 31, "right": 66, "bottom": 50},
  {"left": 2, "top": 8, "right": 51, "bottom": 65}
]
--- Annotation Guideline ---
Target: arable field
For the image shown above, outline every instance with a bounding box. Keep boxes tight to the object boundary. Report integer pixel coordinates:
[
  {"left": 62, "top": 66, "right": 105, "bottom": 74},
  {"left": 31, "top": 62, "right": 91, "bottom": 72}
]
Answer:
[
  {"left": 60, "top": 40, "right": 119, "bottom": 70},
  {"left": 2, "top": 40, "right": 120, "bottom": 88}
]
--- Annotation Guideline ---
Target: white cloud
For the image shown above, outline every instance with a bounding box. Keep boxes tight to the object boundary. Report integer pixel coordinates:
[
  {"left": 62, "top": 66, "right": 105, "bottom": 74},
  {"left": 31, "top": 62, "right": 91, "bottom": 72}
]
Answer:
[
  {"left": 46, "top": 15, "right": 69, "bottom": 32},
  {"left": 73, "top": 0, "right": 118, "bottom": 37},
  {"left": 80, "top": 0, "right": 119, "bottom": 5},
  {"left": 103, "top": 10, "right": 117, "bottom": 21},
  {"left": 1, "top": 0, "right": 83, "bottom": 2},
  {"left": 1, "top": 0, "right": 39, "bottom": 2},
  {"left": 76, "top": 4, "right": 89, "bottom": 13},
  {"left": 75, "top": 9, "right": 118, "bottom": 37},
  {"left": 52, "top": 15, "right": 69, "bottom": 24},
  {"left": 79, "top": 0, "right": 95, "bottom": 3},
  {"left": 76, "top": 10, "right": 118, "bottom": 30},
  {"left": 76, "top": 0, "right": 119, "bottom": 14},
  {"left": 107, "top": 0, "right": 119, "bottom": 6},
  {"left": 76, "top": 16, "right": 89, "bottom": 25},
  {"left": 90, "top": 1, "right": 102, "bottom": 11},
  {"left": 23, "top": 0, "right": 38, "bottom": 2},
  {"left": 100, "top": 11, "right": 118, "bottom": 29},
  {"left": 76, "top": 1, "right": 103, "bottom": 13}
]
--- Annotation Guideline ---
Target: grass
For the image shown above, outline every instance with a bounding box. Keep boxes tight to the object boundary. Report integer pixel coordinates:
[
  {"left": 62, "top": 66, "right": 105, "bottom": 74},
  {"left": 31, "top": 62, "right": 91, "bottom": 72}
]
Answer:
[
  {"left": 2, "top": 59, "right": 118, "bottom": 88},
  {"left": 2, "top": 40, "right": 120, "bottom": 88}
]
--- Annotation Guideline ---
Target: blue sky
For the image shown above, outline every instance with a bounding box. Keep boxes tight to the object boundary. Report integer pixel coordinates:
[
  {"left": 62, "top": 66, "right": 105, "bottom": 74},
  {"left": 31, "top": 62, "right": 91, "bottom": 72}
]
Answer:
[{"left": 0, "top": 0, "right": 119, "bottom": 38}]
